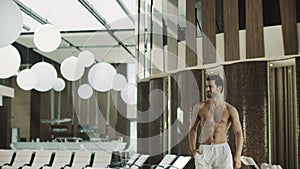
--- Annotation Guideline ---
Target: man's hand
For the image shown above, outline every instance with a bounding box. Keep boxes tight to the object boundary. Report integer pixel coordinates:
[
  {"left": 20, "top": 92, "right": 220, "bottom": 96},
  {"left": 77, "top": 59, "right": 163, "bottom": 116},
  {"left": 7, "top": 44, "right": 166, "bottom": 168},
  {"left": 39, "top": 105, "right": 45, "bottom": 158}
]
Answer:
[
  {"left": 191, "top": 149, "right": 203, "bottom": 156},
  {"left": 233, "top": 156, "right": 241, "bottom": 169}
]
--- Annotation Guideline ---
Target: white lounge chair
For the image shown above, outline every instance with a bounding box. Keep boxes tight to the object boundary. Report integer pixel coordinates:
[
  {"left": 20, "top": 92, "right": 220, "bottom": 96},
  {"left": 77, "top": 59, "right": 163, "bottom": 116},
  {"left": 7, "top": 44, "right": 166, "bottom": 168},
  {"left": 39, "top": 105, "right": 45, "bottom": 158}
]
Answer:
[
  {"left": 149, "top": 154, "right": 177, "bottom": 169},
  {"left": 241, "top": 156, "right": 259, "bottom": 169},
  {"left": 165, "top": 156, "right": 191, "bottom": 169}
]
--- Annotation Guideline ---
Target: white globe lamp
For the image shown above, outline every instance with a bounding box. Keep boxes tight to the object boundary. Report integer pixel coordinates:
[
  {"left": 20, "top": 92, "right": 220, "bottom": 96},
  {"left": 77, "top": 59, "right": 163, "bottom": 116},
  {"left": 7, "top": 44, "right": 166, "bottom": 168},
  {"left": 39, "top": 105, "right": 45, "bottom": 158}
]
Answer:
[
  {"left": 31, "top": 62, "right": 57, "bottom": 92},
  {"left": 0, "top": 45, "right": 21, "bottom": 79},
  {"left": 33, "top": 24, "right": 61, "bottom": 52},
  {"left": 53, "top": 78, "right": 65, "bottom": 92},
  {"left": 78, "top": 84, "right": 93, "bottom": 99},
  {"left": 88, "top": 62, "right": 117, "bottom": 92},
  {"left": 0, "top": 0, "right": 23, "bottom": 47},
  {"left": 121, "top": 83, "right": 137, "bottom": 105},
  {"left": 60, "top": 56, "right": 84, "bottom": 81},
  {"left": 78, "top": 50, "right": 94, "bottom": 68},
  {"left": 112, "top": 74, "right": 127, "bottom": 91},
  {"left": 16, "top": 69, "right": 37, "bottom": 90}
]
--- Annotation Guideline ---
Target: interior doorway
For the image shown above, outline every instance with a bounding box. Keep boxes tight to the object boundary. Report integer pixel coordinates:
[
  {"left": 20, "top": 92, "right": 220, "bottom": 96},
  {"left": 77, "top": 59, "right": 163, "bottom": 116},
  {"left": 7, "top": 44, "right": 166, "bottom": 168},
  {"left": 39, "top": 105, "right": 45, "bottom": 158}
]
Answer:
[{"left": 269, "top": 58, "right": 298, "bottom": 169}]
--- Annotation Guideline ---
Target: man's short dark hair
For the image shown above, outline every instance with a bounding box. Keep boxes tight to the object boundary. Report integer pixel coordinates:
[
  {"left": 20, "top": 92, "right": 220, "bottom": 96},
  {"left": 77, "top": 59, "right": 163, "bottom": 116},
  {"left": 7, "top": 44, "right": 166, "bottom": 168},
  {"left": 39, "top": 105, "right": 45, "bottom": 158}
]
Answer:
[{"left": 206, "top": 75, "right": 223, "bottom": 92}]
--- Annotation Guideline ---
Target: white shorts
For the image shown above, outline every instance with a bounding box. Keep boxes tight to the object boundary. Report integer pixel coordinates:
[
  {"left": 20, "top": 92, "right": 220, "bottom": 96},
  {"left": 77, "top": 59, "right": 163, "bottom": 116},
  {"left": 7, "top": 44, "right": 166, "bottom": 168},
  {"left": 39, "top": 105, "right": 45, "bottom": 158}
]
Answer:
[{"left": 194, "top": 143, "right": 233, "bottom": 169}]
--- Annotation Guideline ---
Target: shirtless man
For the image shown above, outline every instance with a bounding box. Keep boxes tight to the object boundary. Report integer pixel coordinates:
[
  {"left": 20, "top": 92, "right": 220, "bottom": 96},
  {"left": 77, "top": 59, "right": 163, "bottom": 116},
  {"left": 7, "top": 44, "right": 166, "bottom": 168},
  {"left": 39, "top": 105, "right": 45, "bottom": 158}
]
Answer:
[{"left": 189, "top": 75, "right": 243, "bottom": 169}]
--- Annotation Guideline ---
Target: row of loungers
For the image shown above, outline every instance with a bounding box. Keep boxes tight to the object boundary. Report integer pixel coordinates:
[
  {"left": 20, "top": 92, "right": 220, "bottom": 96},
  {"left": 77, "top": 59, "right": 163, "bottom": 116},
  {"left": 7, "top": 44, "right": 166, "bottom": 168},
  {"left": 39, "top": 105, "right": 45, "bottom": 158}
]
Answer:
[
  {"left": 0, "top": 149, "right": 191, "bottom": 169},
  {"left": 0, "top": 150, "right": 111, "bottom": 169},
  {"left": 10, "top": 142, "right": 127, "bottom": 152}
]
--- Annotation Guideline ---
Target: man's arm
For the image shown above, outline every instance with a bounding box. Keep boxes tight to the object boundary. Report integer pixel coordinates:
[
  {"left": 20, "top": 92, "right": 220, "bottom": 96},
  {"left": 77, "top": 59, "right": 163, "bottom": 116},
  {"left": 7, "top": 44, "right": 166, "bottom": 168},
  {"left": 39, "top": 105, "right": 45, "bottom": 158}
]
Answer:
[
  {"left": 230, "top": 106, "right": 243, "bottom": 168},
  {"left": 189, "top": 103, "right": 201, "bottom": 155}
]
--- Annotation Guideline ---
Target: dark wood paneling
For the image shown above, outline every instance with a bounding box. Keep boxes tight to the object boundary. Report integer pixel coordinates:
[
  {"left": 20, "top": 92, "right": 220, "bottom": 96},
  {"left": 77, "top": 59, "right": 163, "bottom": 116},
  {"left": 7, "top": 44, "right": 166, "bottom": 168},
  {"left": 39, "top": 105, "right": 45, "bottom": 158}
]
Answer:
[
  {"left": 246, "top": 0, "right": 265, "bottom": 58},
  {"left": 171, "top": 70, "right": 203, "bottom": 156},
  {"left": 39, "top": 92, "right": 52, "bottom": 141},
  {"left": 30, "top": 90, "right": 41, "bottom": 141},
  {"left": 279, "top": 0, "right": 298, "bottom": 55},
  {"left": 137, "top": 81, "right": 150, "bottom": 154},
  {"left": 263, "top": 0, "right": 281, "bottom": 26},
  {"left": 115, "top": 64, "right": 129, "bottom": 145},
  {"left": 238, "top": 0, "right": 246, "bottom": 30},
  {"left": 223, "top": 0, "right": 239, "bottom": 61},
  {"left": 148, "top": 78, "right": 164, "bottom": 164},
  {"left": 216, "top": 0, "right": 223, "bottom": 33},
  {"left": 0, "top": 79, "right": 12, "bottom": 148},
  {"left": 296, "top": 57, "right": 300, "bottom": 165},
  {"left": 186, "top": 0, "right": 197, "bottom": 66},
  {"left": 224, "top": 62, "right": 268, "bottom": 165},
  {"left": 297, "top": 0, "right": 300, "bottom": 22},
  {"left": 202, "top": 0, "right": 216, "bottom": 64}
]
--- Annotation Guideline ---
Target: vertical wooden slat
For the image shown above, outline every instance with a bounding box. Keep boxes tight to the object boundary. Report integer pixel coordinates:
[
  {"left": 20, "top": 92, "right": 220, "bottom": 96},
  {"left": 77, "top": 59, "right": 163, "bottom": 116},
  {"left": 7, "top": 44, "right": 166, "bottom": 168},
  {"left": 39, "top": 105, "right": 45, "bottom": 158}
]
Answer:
[
  {"left": 166, "top": 0, "right": 178, "bottom": 71},
  {"left": 137, "top": 81, "right": 150, "bottom": 154},
  {"left": 223, "top": 0, "right": 239, "bottom": 61},
  {"left": 115, "top": 64, "right": 129, "bottom": 144},
  {"left": 0, "top": 79, "right": 12, "bottom": 148},
  {"left": 149, "top": 78, "right": 164, "bottom": 164},
  {"left": 186, "top": 0, "right": 197, "bottom": 66},
  {"left": 246, "top": 0, "right": 264, "bottom": 58},
  {"left": 296, "top": 57, "right": 300, "bottom": 166},
  {"left": 279, "top": 0, "right": 298, "bottom": 55},
  {"left": 202, "top": 0, "right": 216, "bottom": 64}
]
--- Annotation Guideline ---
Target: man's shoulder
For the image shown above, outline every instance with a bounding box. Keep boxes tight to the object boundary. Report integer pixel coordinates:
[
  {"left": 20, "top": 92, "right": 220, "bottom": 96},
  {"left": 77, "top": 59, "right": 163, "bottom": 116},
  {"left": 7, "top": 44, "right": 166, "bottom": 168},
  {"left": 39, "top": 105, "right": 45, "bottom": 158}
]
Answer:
[
  {"left": 199, "top": 101, "right": 209, "bottom": 108},
  {"left": 224, "top": 102, "right": 238, "bottom": 113},
  {"left": 193, "top": 101, "right": 207, "bottom": 110}
]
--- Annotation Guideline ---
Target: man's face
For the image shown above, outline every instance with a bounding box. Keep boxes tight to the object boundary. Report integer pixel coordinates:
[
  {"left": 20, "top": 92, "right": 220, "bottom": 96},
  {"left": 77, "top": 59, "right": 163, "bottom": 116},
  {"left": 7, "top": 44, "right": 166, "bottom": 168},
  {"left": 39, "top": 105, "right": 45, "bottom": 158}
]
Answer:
[{"left": 206, "top": 80, "right": 219, "bottom": 98}]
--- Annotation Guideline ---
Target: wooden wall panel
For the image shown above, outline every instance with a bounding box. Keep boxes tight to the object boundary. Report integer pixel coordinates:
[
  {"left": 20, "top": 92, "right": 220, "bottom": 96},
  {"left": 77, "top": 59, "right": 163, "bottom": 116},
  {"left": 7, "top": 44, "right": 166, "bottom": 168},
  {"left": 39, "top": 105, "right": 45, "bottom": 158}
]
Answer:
[
  {"left": 0, "top": 79, "right": 12, "bottom": 148},
  {"left": 224, "top": 62, "right": 268, "bottom": 165},
  {"left": 137, "top": 81, "right": 150, "bottom": 154},
  {"left": 246, "top": 0, "right": 264, "bottom": 58},
  {"left": 202, "top": 0, "right": 216, "bottom": 64},
  {"left": 171, "top": 70, "right": 203, "bottom": 155},
  {"left": 279, "top": 0, "right": 298, "bottom": 55},
  {"left": 186, "top": 0, "right": 197, "bottom": 66},
  {"left": 263, "top": 0, "right": 281, "bottom": 26},
  {"left": 148, "top": 78, "right": 164, "bottom": 164},
  {"left": 223, "top": 0, "right": 239, "bottom": 61},
  {"left": 296, "top": 57, "right": 300, "bottom": 165},
  {"left": 115, "top": 64, "right": 129, "bottom": 145},
  {"left": 39, "top": 92, "right": 52, "bottom": 141}
]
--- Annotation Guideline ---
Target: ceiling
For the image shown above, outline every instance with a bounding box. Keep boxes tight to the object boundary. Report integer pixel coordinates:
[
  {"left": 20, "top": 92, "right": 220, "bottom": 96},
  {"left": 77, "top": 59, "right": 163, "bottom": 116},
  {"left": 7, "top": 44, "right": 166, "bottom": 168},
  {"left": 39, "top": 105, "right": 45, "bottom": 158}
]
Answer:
[{"left": 14, "top": 0, "right": 137, "bottom": 64}]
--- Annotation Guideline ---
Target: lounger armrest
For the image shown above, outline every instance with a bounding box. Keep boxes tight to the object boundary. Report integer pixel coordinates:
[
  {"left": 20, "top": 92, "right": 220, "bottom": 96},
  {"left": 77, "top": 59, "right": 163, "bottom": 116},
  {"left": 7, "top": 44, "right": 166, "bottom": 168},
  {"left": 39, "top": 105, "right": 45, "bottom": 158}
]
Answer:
[
  {"left": 149, "top": 164, "right": 165, "bottom": 169},
  {"left": 1, "top": 162, "right": 12, "bottom": 167},
  {"left": 61, "top": 163, "right": 72, "bottom": 169},
  {"left": 164, "top": 165, "right": 179, "bottom": 169},
  {"left": 130, "top": 163, "right": 142, "bottom": 168},
  {"left": 19, "top": 163, "right": 32, "bottom": 169},
  {"left": 40, "top": 163, "right": 52, "bottom": 169}
]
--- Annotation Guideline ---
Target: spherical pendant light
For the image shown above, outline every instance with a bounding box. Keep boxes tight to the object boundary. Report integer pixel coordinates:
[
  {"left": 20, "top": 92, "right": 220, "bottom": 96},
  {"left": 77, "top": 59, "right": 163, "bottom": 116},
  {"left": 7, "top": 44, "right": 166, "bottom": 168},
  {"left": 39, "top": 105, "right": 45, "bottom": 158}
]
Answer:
[
  {"left": 121, "top": 83, "right": 137, "bottom": 105},
  {"left": 112, "top": 74, "right": 127, "bottom": 91},
  {"left": 16, "top": 69, "right": 37, "bottom": 90},
  {"left": 60, "top": 56, "right": 84, "bottom": 81},
  {"left": 33, "top": 24, "right": 61, "bottom": 52},
  {"left": 78, "top": 84, "right": 93, "bottom": 99},
  {"left": 31, "top": 62, "right": 57, "bottom": 92},
  {"left": 78, "top": 50, "right": 95, "bottom": 68},
  {"left": 53, "top": 78, "right": 65, "bottom": 92},
  {"left": 0, "top": 0, "right": 23, "bottom": 47},
  {"left": 88, "top": 62, "right": 117, "bottom": 92},
  {"left": 0, "top": 45, "right": 21, "bottom": 79}
]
